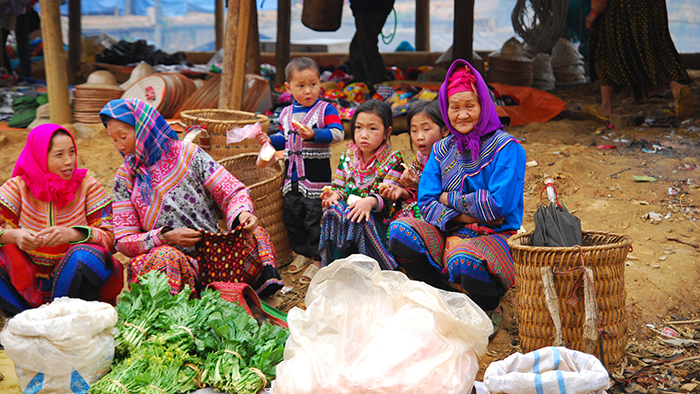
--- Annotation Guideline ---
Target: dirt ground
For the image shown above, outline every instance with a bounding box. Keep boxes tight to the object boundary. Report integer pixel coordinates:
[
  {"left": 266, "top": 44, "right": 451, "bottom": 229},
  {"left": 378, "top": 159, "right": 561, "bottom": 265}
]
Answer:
[{"left": 1, "top": 72, "right": 699, "bottom": 391}]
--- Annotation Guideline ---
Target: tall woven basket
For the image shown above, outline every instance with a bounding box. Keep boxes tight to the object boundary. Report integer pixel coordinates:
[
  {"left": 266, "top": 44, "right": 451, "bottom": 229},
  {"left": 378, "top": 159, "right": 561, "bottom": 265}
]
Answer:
[
  {"left": 180, "top": 109, "right": 270, "bottom": 161},
  {"left": 218, "top": 154, "right": 293, "bottom": 266},
  {"left": 507, "top": 231, "right": 632, "bottom": 367}
]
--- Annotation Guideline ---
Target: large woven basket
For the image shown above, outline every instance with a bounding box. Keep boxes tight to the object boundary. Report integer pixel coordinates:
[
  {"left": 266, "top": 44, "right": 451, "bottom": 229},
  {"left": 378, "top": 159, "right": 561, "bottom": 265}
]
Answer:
[
  {"left": 507, "top": 231, "right": 632, "bottom": 367},
  {"left": 181, "top": 109, "right": 270, "bottom": 161},
  {"left": 218, "top": 154, "right": 293, "bottom": 266}
]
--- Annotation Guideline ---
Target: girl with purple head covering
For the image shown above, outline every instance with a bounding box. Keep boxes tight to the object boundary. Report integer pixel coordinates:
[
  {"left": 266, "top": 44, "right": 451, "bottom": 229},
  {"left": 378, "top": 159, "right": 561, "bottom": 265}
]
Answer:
[{"left": 388, "top": 59, "right": 526, "bottom": 338}]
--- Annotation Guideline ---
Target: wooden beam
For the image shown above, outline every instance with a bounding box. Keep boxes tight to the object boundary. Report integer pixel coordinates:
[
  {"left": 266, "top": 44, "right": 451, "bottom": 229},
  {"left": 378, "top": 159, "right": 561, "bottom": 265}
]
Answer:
[
  {"left": 275, "top": 0, "right": 291, "bottom": 85},
  {"left": 215, "top": 0, "right": 225, "bottom": 50},
  {"left": 415, "top": 0, "right": 429, "bottom": 51},
  {"left": 68, "top": 0, "right": 81, "bottom": 85},
  {"left": 39, "top": 0, "right": 72, "bottom": 124},
  {"left": 453, "top": 0, "right": 474, "bottom": 64},
  {"left": 219, "top": 0, "right": 251, "bottom": 110},
  {"left": 247, "top": 0, "right": 261, "bottom": 74}
]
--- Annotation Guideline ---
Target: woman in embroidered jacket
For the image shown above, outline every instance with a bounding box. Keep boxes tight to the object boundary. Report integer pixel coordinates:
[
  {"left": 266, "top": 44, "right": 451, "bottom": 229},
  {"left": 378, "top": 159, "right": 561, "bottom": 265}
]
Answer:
[
  {"left": 0, "top": 124, "right": 123, "bottom": 315},
  {"left": 100, "top": 99, "right": 283, "bottom": 296},
  {"left": 388, "top": 59, "right": 526, "bottom": 316}
]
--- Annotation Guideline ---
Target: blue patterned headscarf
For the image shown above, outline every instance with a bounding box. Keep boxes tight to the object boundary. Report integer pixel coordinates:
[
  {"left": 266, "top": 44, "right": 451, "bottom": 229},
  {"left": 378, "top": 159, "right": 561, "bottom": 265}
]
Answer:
[{"left": 100, "top": 99, "right": 179, "bottom": 205}]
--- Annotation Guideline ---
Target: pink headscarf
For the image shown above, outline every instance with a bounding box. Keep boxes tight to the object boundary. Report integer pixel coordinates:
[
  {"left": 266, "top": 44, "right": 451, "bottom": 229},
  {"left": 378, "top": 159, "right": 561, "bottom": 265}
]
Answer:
[
  {"left": 12, "top": 124, "right": 87, "bottom": 207},
  {"left": 446, "top": 66, "right": 477, "bottom": 97}
]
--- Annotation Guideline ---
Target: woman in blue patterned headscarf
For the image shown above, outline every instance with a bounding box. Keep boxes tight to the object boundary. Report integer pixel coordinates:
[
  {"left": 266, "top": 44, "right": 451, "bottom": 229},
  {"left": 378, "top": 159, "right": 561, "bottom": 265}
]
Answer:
[{"left": 100, "top": 99, "right": 283, "bottom": 296}]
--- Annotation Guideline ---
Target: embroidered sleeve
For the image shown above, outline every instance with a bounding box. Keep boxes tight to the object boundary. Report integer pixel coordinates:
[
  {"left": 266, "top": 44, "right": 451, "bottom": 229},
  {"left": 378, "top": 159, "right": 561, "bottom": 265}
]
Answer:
[
  {"left": 195, "top": 147, "right": 254, "bottom": 230},
  {"left": 418, "top": 149, "right": 459, "bottom": 230},
  {"left": 0, "top": 177, "right": 21, "bottom": 247},
  {"left": 72, "top": 177, "right": 115, "bottom": 250},
  {"left": 447, "top": 190, "right": 502, "bottom": 222},
  {"left": 480, "top": 142, "right": 526, "bottom": 227},
  {"left": 332, "top": 152, "right": 349, "bottom": 200},
  {"left": 112, "top": 167, "right": 167, "bottom": 257}
]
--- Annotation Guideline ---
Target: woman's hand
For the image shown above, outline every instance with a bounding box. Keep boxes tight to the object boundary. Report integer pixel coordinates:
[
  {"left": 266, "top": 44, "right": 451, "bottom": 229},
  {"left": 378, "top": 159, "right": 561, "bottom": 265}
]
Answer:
[
  {"left": 346, "top": 196, "right": 377, "bottom": 223},
  {"left": 321, "top": 190, "right": 341, "bottom": 208},
  {"left": 439, "top": 192, "right": 450, "bottom": 206},
  {"left": 399, "top": 168, "right": 420, "bottom": 189},
  {"left": 255, "top": 131, "right": 271, "bottom": 145},
  {"left": 7, "top": 229, "right": 43, "bottom": 251},
  {"left": 380, "top": 184, "right": 410, "bottom": 201},
  {"left": 237, "top": 211, "right": 258, "bottom": 232},
  {"left": 36, "top": 226, "right": 85, "bottom": 248},
  {"left": 585, "top": 12, "right": 598, "bottom": 30},
  {"left": 163, "top": 228, "right": 202, "bottom": 248}
]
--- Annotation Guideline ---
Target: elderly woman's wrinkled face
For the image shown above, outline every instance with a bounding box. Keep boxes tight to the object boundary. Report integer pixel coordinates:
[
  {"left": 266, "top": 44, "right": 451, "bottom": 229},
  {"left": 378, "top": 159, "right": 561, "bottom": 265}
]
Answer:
[
  {"left": 46, "top": 132, "right": 76, "bottom": 181},
  {"left": 107, "top": 119, "right": 136, "bottom": 156},
  {"left": 447, "top": 91, "right": 481, "bottom": 135}
]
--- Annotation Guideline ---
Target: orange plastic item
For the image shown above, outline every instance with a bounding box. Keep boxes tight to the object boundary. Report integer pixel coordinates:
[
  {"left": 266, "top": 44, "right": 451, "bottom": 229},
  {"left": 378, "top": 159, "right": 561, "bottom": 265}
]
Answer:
[{"left": 490, "top": 83, "right": 567, "bottom": 127}]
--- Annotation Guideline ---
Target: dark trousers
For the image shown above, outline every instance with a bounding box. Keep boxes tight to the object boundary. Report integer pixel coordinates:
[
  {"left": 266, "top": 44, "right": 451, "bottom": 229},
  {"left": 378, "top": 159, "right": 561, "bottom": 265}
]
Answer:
[
  {"left": 283, "top": 186, "right": 323, "bottom": 259},
  {"left": 350, "top": 10, "right": 391, "bottom": 86}
]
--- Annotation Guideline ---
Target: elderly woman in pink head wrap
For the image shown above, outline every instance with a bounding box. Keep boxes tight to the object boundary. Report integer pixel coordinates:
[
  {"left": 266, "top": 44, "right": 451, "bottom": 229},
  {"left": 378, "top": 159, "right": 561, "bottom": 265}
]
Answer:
[
  {"left": 0, "top": 124, "right": 123, "bottom": 316},
  {"left": 388, "top": 59, "right": 526, "bottom": 338}
]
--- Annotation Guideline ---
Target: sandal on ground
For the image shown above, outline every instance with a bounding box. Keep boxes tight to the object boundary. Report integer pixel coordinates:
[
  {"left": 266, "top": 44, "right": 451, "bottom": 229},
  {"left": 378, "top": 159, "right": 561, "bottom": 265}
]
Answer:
[
  {"left": 676, "top": 85, "right": 693, "bottom": 119},
  {"left": 299, "top": 264, "right": 320, "bottom": 285},
  {"left": 582, "top": 104, "right": 610, "bottom": 122},
  {"left": 287, "top": 254, "right": 311, "bottom": 274},
  {"left": 487, "top": 307, "right": 503, "bottom": 341}
]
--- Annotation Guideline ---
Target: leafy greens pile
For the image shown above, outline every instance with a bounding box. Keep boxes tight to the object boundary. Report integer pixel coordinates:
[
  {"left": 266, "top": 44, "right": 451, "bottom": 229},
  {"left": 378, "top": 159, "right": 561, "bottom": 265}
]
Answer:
[{"left": 89, "top": 271, "right": 288, "bottom": 394}]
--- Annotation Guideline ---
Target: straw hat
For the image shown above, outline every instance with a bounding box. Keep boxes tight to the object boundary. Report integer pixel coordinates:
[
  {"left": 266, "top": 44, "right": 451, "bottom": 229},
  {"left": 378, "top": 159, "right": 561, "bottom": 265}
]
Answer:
[
  {"left": 76, "top": 70, "right": 122, "bottom": 91},
  {"left": 120, "top": 61, "right": 157, "bottom": 90},
  {"left": 488, "top": 37, "right": 532, "bottom": 63}
]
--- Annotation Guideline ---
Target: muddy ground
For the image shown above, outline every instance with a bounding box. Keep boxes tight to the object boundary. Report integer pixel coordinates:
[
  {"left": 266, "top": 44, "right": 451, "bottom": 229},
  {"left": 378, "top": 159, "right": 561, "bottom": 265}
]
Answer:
[{"left": 1, "top": 72, "right": 699, "bottom": 392}]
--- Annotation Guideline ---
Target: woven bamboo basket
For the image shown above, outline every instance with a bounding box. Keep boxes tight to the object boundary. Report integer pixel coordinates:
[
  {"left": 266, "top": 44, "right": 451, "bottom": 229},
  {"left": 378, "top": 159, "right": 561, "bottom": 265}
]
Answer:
[
  {"left": 218, "top": 154, "right": 293, "bottom": 266},
  {"left": 507, "top": 230, "right": 632, "bottom": 367},
  {"left": 180, "top": 109, "right": 270, "bottom": 161}
]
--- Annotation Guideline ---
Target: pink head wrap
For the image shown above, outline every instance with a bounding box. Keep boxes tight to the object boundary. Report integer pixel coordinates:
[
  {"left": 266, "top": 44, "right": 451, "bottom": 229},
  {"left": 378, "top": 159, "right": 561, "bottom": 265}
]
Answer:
[
  {"left": 12, "top": 124, "right": 87, "bottom": 208},
  {"left": 446, "top": 66, "right": 477, "bottom": 98}
]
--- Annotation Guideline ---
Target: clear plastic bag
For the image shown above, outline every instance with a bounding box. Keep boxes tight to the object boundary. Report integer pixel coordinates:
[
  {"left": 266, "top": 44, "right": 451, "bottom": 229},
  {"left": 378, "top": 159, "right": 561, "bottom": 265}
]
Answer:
[
  {"left": 274, "top": 255, "right": 493, "bottom": 394},
  {"left": 0, "top": 297, "right": 118, "bottom": 393},
  {"left": 483, "top": 346, "right": 610, "bottom": 394},
  {"left": 256, "top": 141, "right": 277, "bottom": 168}
]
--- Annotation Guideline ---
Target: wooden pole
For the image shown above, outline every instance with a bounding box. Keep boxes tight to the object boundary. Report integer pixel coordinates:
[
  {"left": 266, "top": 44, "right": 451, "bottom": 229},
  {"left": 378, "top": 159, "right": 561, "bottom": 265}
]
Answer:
[
  {"left": 219, "top": 0, "right": 251, "bottom": 110},
  {"left": 39, "top": 0, "right": 72, "bottom": 124},
  {"left": 68, "top": 0, "right": 81, "bottom": 85},
  {"left": 215, "top": 0, "right": 225, "bottom": 50},
  {"left": 275, "top": 0, "right": 290, "bottom": 85},
  {"left": 247, "top": 0, "right": 261, "bottom": 74},
  {"left": 453, "top": 0, "right": 474, "bottom": 64},
  {"left": 415, "top": 0, "right": 429, "bottom": 51}
]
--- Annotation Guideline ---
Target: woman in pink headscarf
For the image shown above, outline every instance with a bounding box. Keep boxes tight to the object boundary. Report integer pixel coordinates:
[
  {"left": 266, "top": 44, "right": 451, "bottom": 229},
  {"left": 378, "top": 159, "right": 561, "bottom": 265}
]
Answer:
[
  {"left": 0, "top": 124, "right": 123, "bottom": 316},
  {"left": 388, "top": 59, "right": 526, "bottom": 338}
]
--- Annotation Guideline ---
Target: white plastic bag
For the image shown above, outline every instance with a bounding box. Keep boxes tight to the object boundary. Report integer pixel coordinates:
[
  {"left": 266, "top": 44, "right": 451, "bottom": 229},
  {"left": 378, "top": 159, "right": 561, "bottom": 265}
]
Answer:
[
  {"left": 483, "top": 346, "right": 610, "bottom": 394},
  {"left": 275, "top": 255, "right": 493, "bottom": 394},
  {"left": 0, "top": 297, "right": 118, "bottom": 394}
]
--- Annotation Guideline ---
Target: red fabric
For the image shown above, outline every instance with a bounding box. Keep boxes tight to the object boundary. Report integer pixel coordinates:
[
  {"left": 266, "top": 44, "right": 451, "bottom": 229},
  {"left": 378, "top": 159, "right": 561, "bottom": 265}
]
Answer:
[
  {"left": 207, "top": 281, "right": 288, "bottom": 328},
  {"left": 12, "top": 124, "right": 87, "bottom": 208},
  {"left": 489, "top": 83, "right": 568, "bottom": 127},
  {"left": 447, "top": 65, "right": 477, "bottom": 97},
  {"left": 193, "top": 228, "right": 260, "bottom": 287},
  {"left": 2, "top": 244, "right": 34, "bottom": 292}
]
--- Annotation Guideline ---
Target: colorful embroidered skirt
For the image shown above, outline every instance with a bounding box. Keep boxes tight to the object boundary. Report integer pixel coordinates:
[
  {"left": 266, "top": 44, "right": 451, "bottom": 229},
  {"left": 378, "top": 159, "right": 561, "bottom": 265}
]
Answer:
[
  {"left": 388, "top": 218, "right": 515, "bottom": 298},
  {"left": 319, "top": 203, "right": 397, "bottom": 270},
  {"left": 130, "top": 227, "right": 283, "bottom": 297},
  {"left": 0, "top": 244, "right": 123, "bottom": 313}
]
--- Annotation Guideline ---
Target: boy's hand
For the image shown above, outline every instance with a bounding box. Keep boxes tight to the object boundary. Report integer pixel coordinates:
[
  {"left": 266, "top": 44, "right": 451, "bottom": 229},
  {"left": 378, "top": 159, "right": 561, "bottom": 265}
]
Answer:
[
  {"left": 346, "top": 196, "right": 376, "bottom": 223},
  {"left": 255, "top": 131, "right": 271, "bottom": 145},
  {"left": 379, "top": 184, "right": 409, "bottom": 201},
  {"left": 297, "top": 124, "right": 315, "bottom": 140},
  {"left": 399, "top": 167, "right": 420, "bottom": 189},
  {"left": 321, "top": 190, "right": 341, "bottom": 208}
]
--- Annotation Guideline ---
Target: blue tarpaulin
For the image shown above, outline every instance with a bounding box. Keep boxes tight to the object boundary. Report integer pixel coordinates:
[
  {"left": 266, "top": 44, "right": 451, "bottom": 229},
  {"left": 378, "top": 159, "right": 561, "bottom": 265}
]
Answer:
[{"left": 57, "top": 0, "right": 277, "bottom": 17}]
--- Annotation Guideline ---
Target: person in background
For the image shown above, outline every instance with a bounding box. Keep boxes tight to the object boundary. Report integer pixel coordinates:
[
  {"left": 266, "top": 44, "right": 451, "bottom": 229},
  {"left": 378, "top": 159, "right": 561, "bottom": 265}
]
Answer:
[
  {"left": 583, "top": 0, "right": 693, "bottom": 120},
  {"left": 100, "top": 98, "right": 283, "bottom": 296},
  {"left": 319, "top": 100, "right": 404, "bottom": 276},
  {"left": 349, "top": 0, "right": 395, "bottom": 87},
  {"left": 256, "top": 56, "right": 344, "bottom": 282},
  {"left": 388, "top": 59, "right": 526, "bottom": 339},
  {"left": 0, "top": 124, "right": 123, "bottom": 316}
]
